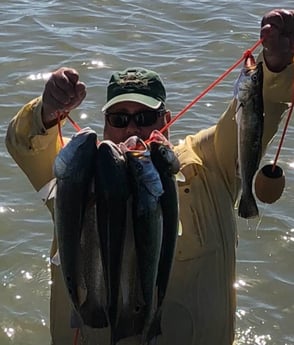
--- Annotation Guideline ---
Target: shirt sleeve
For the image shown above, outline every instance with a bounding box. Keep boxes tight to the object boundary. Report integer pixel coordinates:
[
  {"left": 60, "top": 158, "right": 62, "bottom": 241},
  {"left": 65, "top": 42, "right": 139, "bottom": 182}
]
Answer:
[
  {"left": 213, "top": 52, "right": 294, "bottom": 199},
  {"left": 5, "top": 96, "right": 63, "bottom": 192}
]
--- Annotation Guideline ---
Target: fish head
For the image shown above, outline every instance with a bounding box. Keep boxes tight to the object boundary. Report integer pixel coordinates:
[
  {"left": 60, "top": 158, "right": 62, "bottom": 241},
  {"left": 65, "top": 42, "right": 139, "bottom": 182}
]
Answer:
[
  {"left": 119, "top": 135, "right": 163, "bottom": 197},
  {"left": 150, "top": 142, "right": 180, "bottom": 175},
  {"left": 148, "top": 129, "right": 180, "bottom": 175},
  {"left": 54, "top": 127, "right": 97, "bottom": 180},
  {"left": 126, "top": 148, "right": 164, "bottom": 198},
  {"left": 148, "top": 129, "right": 171, "bottom": 147},
  {"left": 234, "top": 61, "right": 263, "bottom": 104},
  {"left": 119, "top": 135, "right": 148, "bottom": 180},
  {"left": 118, "top": 135, "right": 147, "bottom": 153},
  {"left": 126, "top": 150, "right": 151, "bottom": 179},
  {"left": 97, "top": 140, "right": 125, "bottom": 166}
]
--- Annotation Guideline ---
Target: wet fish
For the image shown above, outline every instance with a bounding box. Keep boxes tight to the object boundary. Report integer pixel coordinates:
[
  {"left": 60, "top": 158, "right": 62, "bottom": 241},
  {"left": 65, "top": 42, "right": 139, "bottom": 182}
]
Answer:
[
  {"left": 148, "top": 130, "right": 180, "bottom": 340},
  {"left": 114, "top": 234, "right": 146, "bottom": 342},
  {"left": 53, "top": 127, "right": 98, "bottom": 323},
  {"left": 95, "top": 140, "right": 130, "bottom": 343},
  {"left": 79, "top": 194, "right": 108, "bottom": 328},
  {"left": 120, "top": 136, "right": 164, "bottom": 345},
  {"left": 234, "top": 56, "right": 264, "bottom": 219}
]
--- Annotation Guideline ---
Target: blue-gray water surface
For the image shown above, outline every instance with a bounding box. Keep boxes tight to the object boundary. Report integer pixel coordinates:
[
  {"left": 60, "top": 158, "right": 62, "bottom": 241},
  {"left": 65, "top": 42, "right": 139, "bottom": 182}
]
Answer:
[{"left": 0, "top": 1, "right": 293, "bottom": 344}]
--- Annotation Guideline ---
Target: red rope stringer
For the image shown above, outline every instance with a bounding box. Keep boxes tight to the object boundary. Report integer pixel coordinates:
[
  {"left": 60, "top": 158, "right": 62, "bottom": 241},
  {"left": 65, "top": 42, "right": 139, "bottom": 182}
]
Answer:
[
  {"left": 57, "top": 112, "right": 82, "bottom": 148},
  {"left": 57, "top": 38, "right": 264, "bottom": 146},
  {"left": 271, "top": 81, "right": 294, "bottom": 172},
  {"left": 57, "top": 111, "right": 64, "bottom": 147},
  {"left": 158, "top": 38, "right": 264, "bottom": 135},
  {"left": 73, "top": 328, "right": 79, "bottom": 345}
]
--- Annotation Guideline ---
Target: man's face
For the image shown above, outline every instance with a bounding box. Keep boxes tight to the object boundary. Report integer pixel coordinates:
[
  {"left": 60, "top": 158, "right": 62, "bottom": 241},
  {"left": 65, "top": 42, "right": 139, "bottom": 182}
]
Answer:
[{"left": 103, "top": 101, "right": 171, "bottom": 144}]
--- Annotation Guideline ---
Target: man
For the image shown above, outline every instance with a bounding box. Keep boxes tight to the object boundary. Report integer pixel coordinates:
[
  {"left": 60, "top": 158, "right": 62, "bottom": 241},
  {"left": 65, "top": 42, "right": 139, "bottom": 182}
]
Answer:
[{"left": 5, "top": 9, "right": 294, "bottom": 345}]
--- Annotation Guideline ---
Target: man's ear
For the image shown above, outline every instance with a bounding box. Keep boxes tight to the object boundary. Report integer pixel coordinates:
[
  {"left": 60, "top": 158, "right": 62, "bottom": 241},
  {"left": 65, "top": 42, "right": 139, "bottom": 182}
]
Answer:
[{"left": 165, "top": 110, "right": 171, "bottom": 123}]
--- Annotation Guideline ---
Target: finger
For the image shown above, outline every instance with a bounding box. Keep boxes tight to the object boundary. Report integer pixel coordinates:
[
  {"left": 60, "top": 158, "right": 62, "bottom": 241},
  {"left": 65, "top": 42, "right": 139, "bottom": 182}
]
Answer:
[
  {"left": 64, "top": 68, "right": 79, "bottom": 85},
  {"left": 260, "top": 23, "right": 273, "bottom": 39},
  {"left": 55, "top": 82, "right": 86, "bottom": 111},
  {"left": 47, "top": 79, "right": 73, "bottom": 107},
  {"left": 262, "top": 9, "right": 294, "bottom": 33},
  {"left": 260, "top": 24, "right": 280, "bottom": 50},
  {"left": 262, "top": 12, "right": 282, "bottom": 31},
  {"left": 75, "top": 82, "right": 86, "bottom": 96},
  {"left": 66, "top": 84, "right": 87, "bottom": 110},
  {"left": 53, "top": 72, "right": 76, "bottom": 99},
  {"left": 279, "top": 9, "right": 294, "bottom": 34}
]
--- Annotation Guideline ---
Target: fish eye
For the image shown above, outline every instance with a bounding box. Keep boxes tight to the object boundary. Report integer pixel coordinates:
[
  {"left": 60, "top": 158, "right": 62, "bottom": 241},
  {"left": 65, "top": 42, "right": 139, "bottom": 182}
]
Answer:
[
  {"left": 251, "top": 74, "right": 258, "bottom": 82},
  {"left": 159, "top": 147, "right": 167, "bottom": 156}
]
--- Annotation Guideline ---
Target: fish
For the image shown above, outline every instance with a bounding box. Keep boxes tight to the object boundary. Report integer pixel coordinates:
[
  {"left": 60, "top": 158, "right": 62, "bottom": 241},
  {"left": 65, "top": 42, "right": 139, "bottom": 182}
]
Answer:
[
  {"left": 120, "top": 136, "right": 164, "bottom": 345},
  {"left": 95, "top": 140, "right": 130, "bottom": 344},
  {"left": 147, "top": 130, "right": 180, "bottom": 341},
  {"left": 114, "top": 234, "right": 146, "bottom": 342},
  {"left": 79, "top": 193, "right": 108, "bottom": 328},
  {"left": 234, "top": 55, "right": 264, "bottom": 219},
  {"left": 53, "top": 127, "right": 98, "bottom": 324}
]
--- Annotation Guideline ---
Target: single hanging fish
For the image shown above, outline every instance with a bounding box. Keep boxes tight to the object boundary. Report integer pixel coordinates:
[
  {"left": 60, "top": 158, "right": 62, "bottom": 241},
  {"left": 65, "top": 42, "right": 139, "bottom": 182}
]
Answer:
[
  {"left": 234, "top": 55, "right": 264, "bottom": 219},
  {"left": 147, "top": 130, "right": 180, "bottom": 341},
  {"left": 95, "top": 140, "right": 130, "bottom": 344},
  {"left": 120, "top": 136, "right": 164, "bottom": 345},
  {"left": 53, "top": 128, "right": 98, "bottom": 324},
  {"left": 79, "top": 193, "right": 108, "bottom": 328}
]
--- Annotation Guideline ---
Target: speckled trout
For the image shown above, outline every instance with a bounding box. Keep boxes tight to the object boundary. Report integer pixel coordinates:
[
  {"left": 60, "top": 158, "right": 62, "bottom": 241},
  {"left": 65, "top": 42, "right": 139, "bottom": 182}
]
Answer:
[
  {"left": 120, "top": 136, "right": 164, "bottom": 345},
  {"left": 95, "top": 140, "right": 130, "bottom": 343},
  {"left": 148, "top": 130, "right": 180, "bottom": 341},
  {"left": 235, "top": 56, "right": 264, "bottom": 219},
  {"left": 53, "top": 128, "right": 108, "bottom": 326},
  {"left": 79, "top": 196, "right": 108, "bottom": 329}
]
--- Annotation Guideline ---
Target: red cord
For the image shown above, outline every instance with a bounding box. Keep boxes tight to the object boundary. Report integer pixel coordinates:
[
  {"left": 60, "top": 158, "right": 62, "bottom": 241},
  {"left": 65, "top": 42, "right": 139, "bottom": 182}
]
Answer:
[
  {"left": 158, "top": 38, "right": 264, "bottom": 135},
  {"left": 272, "top": 83, "right": 294, "bottom": 172},
  {"left": 73, "top": 328, "right": 79, "bottom": 345},
  {"left": 57, "top": 111, "right": 65, "bottom": 147},
  {"left": 57, "top": 38, "right": 264, "bottom": 145},
  {"left": 66, "top": 114, "right": 82, "bottom": 132}
]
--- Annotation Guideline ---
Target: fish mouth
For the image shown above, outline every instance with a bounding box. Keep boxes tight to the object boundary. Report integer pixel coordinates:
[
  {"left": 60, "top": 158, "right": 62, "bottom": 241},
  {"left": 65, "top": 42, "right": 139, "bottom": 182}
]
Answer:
[
  {"left": 119, "top": 136, "right": 148, "bottom": 153},
  {"left": 244, "top": 53, "right": 256, "bottom": 69}
]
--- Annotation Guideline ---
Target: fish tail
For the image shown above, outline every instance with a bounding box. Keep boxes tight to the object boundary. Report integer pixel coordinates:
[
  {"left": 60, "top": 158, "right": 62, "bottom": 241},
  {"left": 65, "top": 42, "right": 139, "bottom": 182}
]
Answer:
[
  {"left": 79, "top": 300, "right": 108, "bottom": 328},
  {"left": 70, "top": 308, "right": 83, "bottom": 328},
  {"left": 145, "top": 307, "right": 162, "bottom": 343},
  {"left": 111, "top": 330, "right": 118, "bottom": 345},
  {"left": 238, "top": 193, "right": 259, "bottom": 219}
]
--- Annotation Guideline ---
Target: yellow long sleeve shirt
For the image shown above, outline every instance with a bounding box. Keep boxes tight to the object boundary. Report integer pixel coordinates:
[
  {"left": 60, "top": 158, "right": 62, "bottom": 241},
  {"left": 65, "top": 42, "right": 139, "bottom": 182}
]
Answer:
[{"left": 5, "top": 55, "right": 293, "bottom": 345}]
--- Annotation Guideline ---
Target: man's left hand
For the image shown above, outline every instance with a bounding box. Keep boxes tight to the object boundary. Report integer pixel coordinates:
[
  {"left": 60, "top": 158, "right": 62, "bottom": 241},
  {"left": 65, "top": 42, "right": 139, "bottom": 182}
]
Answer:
[{"left": 261, "top": 9, "right": 294, "bottom": 72}]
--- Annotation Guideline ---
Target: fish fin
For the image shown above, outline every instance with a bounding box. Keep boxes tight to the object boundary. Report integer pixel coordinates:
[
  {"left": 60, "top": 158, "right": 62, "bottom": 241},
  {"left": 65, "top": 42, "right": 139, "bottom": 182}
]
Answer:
[
  {"left": 79, "top": 300, "right": 108, "bottom": 328},
  {"left": 51, "top": 249, "right": 60, "bottom": 266},
  {"left": 38, "top": 178, "right": 57, "bottom": 203},
  {"left": 113, "top": 305, "right": 146, "bottom": 342},
  {"left": 238, "top": 194, "right": 259, "bottom": 219},
  {"left": 234, "top": 101, "right": 243, "bottom": 123}
]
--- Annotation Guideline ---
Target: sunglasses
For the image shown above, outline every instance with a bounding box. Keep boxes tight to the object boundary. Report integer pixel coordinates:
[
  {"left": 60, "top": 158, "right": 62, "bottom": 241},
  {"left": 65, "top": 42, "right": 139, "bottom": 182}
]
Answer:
[{"left": 105, "top": 109, "right": 166, "bottom": 128}]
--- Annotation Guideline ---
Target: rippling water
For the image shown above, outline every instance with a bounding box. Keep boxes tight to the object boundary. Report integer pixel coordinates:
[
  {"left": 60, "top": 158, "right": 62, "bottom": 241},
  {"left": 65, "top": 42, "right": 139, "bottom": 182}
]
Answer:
[{"left": 0, "top": 1, "right": 293, "bottom": 344}]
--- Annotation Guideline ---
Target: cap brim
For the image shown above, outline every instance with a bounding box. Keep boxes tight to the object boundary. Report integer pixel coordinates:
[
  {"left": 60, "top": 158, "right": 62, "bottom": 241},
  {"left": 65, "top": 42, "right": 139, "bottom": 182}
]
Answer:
[{"left": 102, "top": 93, "right": 162, "bottom": 112}]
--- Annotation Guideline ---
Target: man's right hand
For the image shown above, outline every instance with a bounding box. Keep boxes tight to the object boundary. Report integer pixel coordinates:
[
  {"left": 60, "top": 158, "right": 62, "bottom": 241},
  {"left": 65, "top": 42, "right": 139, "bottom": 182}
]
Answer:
[{"left": 42, "top": 67, "right": 86, "bottom": 128}]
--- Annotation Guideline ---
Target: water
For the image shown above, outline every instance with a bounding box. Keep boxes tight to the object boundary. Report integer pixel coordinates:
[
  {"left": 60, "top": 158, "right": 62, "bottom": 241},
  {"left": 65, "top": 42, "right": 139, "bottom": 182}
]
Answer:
[{"left": 0, "top": 1, "right": 293, "bottom": 344}]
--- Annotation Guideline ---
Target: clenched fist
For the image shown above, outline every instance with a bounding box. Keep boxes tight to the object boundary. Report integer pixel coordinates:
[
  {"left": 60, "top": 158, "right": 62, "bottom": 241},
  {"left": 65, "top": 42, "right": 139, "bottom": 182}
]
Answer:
[
  {"left": 42, "top": 67, "right": 86, "bottom": 128},
  {"left": 260, "top": 9, "right": 294, "bottom": 72}
]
